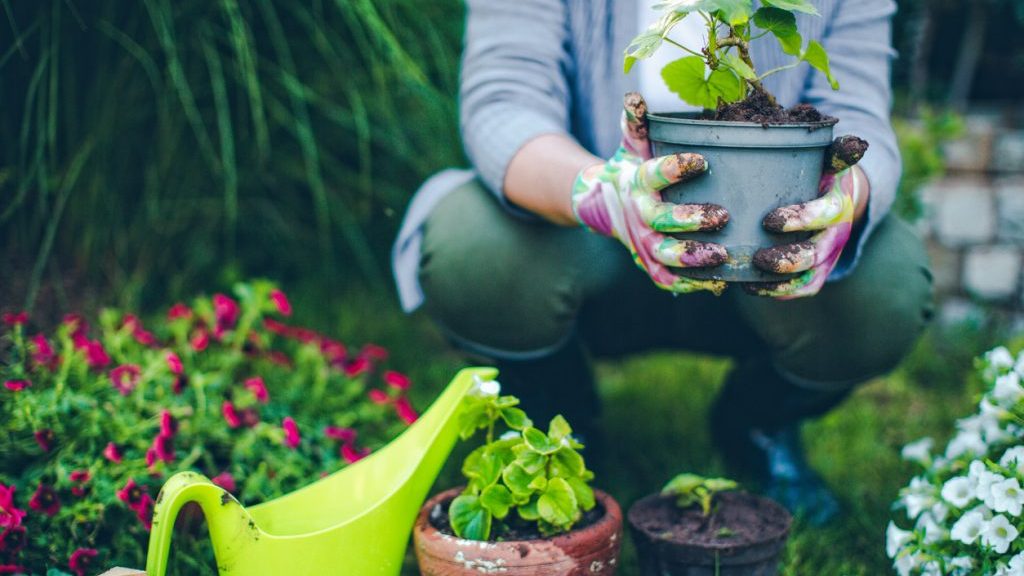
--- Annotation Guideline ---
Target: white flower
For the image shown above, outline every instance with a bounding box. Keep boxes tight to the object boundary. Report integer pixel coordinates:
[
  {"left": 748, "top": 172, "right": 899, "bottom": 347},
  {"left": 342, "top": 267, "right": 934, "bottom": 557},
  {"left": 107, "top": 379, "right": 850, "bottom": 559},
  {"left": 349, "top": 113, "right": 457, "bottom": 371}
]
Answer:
[
  {"left": 984, "top": 474, "right": 1012, "bottom": 509},
  {"left": 990, "top": 477, "right": 1024, "bottom": 517},
  {"left": 1016, "top": 352, "right": 1024, "bottom": 378},
  {"left": 946, "top": 429, "right": 987, "bottom": 459},
  {"left": 992, "top": 372, "right": 1024, "bottom": 408},
  {"left": 915, "top": 512, "right": 948, "bottom": 544},
  {"left": 942, "top": 476, "right": 975, "bottom": 509},
  {"left": 901, "top": 437, "right": 934, "bottom": 466},
  {"left": 1002, "top": 446, "right": 1024, "bottom": 470},
  {"left": 989, "top": 347, "right": 1016, "bottom": 370},
  {"left": 969, "top": 460, "right": 1004, "bottom": 502},
  {"left": 886, "top": 521, "right": 912, "bottom": 558},
  {"left": 903, "top": 477, "right": 937, "bottom": 519},
  {"left": 471, "top": 375, "right": 501, "bottom": 397},
  {"left": 1009, "top": 552, "right": 1024, "bottom": 573},
  {"left": 930, "top": 502, "right": 950, "bottom": 523},
  {"left": 950, "top": 510, "right": 986, "bottom": 545},
  {"left": 948, "top": 556, "right": 975, "bottom": 575},
  {"left": 893, "top": 550, "right": 922, "bottom": 576},
  {"left": 981, "top": 514, "right": 1020, "bottom": 554}
]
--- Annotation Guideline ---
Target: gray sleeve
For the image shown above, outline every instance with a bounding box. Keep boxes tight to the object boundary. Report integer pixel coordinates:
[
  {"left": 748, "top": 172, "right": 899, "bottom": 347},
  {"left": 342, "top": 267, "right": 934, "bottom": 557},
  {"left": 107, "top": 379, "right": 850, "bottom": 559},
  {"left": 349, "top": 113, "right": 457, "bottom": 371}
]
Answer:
[
  {"left": 460, "top": 0, "right": 573, "bottom": 198},
  {"left": 802, "top": 0, "right": 902, "bottom": 279}
]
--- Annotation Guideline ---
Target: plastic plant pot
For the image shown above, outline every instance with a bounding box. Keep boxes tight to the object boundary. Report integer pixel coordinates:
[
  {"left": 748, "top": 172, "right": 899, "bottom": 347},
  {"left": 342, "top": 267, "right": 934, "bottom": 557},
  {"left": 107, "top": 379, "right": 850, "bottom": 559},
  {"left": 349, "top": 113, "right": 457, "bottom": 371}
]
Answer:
[{"left": 648, "top": 113, "right": 838, "bottom": 283}]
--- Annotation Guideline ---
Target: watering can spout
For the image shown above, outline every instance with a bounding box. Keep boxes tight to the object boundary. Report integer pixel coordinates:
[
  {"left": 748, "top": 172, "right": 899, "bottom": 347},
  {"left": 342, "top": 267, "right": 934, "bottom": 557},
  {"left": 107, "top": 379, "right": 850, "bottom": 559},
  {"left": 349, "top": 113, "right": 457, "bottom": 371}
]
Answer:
[{"left": 146, "top": 367, "right": 496, "bottom": 575}]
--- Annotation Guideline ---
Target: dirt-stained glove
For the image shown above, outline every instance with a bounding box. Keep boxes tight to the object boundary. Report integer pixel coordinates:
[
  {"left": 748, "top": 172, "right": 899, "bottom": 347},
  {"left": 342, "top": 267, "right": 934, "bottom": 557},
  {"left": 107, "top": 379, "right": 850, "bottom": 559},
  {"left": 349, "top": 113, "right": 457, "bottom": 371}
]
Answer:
[
  {"left": 745, "top": 136, "right": 870, "bottom": 300},
  {"left": 572, "top": 93, "right": 730, "bottom": 295}
]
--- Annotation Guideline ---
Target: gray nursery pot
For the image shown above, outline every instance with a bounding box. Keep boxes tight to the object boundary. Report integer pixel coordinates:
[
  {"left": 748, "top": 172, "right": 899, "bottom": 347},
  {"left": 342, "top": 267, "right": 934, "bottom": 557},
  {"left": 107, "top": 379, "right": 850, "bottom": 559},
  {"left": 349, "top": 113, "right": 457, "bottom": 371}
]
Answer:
[{"left": 648, "top": 113, "right": 837, "bottom": 283}]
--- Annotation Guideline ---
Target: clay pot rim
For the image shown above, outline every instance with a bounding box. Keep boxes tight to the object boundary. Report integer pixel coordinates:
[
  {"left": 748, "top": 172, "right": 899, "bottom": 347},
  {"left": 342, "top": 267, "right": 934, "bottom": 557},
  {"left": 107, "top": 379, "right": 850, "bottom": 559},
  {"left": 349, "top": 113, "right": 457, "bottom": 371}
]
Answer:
[
  {"left": 417, "top": 486, "right": 622, "bottom": 547},
  {"left": 627, "top": 491, "right": 792, "bottom": 553}
]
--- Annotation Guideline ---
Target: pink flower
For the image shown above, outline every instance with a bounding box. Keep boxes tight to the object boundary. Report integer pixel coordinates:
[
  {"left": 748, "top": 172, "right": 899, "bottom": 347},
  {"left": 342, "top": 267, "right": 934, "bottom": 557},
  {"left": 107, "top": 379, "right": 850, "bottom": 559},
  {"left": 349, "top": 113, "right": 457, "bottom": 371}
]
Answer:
[
  {"left": 0, "top": 485, "right": 26, "bottom": 529},
  {"left": 134, "top": 494, "right": 154, "bottom": 529},
  {"left": 383, "top": 370, "right": 411, "bottom": 390},
  {"left": 240, "top": 407, "right": 261, "bottom": 428},
  {"left": 191, "top": 328, "right": 210, "bottom": 351},
  {"left": 172, "top": 374, "right": 188, "bottom": 394},
  {"left": 320, "top": 340, "right": 347, "bottom": 364},
  {"left": 360, "top": 344, "right": 389, "bottom": 361},
  {"left": 145, "top": 448, "right": 157, "bottom": 468},
  {"left": 213, "top": 293, "right": 240, "bottom": 336},
  {"left": 1, "top": 312, "right": 27, "bottom": 326},
  {"left": 3, "top": 380, "right": 29, "bottom": 392},
  {"left": 150, "top": 433, "right": 175, "bottom": 464},
  {"left": 270, "top": 289, "right": 292, "bottom": 317},
  {"left": 0, "top": 565, "right": 26, "bottom": 574},
  {"left": 33, "top": 429, "right": 54, "bottom": 452},
  {"left": 117, "top": 479, "right": 146, "bottom": 508},
  {"left": 211, "top": 472, "right": 237, "bottom": 493},
  {"left": 267, "top": 351, "right": 291, "bottom": 367},
  {"left": 167, "top": 303, "right": 192, "bottom": 320},
  {"left": 103, "top": 442, "right": 123, "bottom": 463},
  {"left": 62, "top": 314, "right": 88, "bottom": 340},
  {"left": 341, "top": 443, "right": 370, "bottom": 464},
  {"left": 244, "top": 376, "right": 269, "bottom": 404},
  {"left": 159, "top": 410, "right": 178, "bottom": 437},
  {"left": 29, "top": 484, "right": 60, "bottom": 516},
  {"left": 70, "top": 470, "right": 91, "bottom": 497},
  {"left": 395, "top": 397, "right": 419, "bottom": 425},
  {"left": 0, "top": 525, "right": 26, "bottom": 553},
  {"left": 264, "top": 317, "right": 289, "bottom": 335},
  {"left": 222, "top": 401, "right": 242, "bottom": 428},
  {"left": 30, "top": 333, "right": 56, "bottom": 369},
  {"left": 81, "top": 339, "right": 110, "bottom": 368},
  {"left": 282, "top": 417, "right": 301, "bottom": 449},
  {"left": 343, "top": 357, "right": 370, "bottom": 377},
  {"left": 324, "top": 426, "right": 356, "bottom": 443},
  {"left": 368, "top": 389, "right": 389, "bottom": 405},
  {"left": 166, "top": 352, "right": 183, "bottom": 375},
  {"left": 123, "top": 314, "right": 157, "bottom": 347},
  {"left": 110, "top": 364, "right": 141, "bottom": 395},
  {"left": 68, "top": 548, "right": 98, "bottom": 576}
]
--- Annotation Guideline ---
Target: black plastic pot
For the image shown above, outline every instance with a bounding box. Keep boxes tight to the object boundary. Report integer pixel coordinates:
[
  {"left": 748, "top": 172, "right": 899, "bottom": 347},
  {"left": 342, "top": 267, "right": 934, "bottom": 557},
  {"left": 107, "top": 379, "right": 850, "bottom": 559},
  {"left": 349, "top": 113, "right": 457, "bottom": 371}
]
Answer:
[
  {"left": 628, "top": 492, "right": 792, "bottom": 576},
  {"left": 648, "top": 113, "right": 837, "bottom": 282}
]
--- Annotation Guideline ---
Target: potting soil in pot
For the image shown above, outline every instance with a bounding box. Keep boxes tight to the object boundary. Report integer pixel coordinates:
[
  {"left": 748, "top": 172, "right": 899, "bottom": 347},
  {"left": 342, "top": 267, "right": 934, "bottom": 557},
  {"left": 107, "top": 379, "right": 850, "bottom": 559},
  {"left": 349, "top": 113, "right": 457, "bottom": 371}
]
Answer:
[
  {"left": 629, "top": 491, "right": 789, "bottom": 551},
  {"left": 429, "top": 496, "right": 607, "bottom": 542}
]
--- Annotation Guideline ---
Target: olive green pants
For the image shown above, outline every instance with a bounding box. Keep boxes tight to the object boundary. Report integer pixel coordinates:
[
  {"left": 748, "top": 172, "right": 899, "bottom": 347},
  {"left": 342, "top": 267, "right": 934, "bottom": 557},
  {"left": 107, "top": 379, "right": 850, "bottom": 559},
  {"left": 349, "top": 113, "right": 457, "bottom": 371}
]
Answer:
[{"left": 418, "top": 179, "right": 934, "bottom": 389}]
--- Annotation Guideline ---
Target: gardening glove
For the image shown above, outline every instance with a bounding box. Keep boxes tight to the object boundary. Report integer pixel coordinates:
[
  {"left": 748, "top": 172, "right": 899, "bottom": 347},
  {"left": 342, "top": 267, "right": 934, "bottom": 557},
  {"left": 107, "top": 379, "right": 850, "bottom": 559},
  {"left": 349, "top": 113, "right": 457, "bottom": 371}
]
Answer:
[
  {"left": 746, "top": 136, "right": 869, "bottom": 300},
  {"left": 572, "top": 92, "right": 730, "bottom": 295}
]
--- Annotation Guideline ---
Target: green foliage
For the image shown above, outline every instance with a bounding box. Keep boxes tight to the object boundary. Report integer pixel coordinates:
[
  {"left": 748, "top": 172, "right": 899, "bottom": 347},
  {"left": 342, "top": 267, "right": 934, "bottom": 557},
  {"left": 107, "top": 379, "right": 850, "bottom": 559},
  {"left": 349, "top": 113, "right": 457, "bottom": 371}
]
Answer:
[
  {"left": 893, "top": 110, "right": 965, "bottom": 222},
  {"left": 450, "top": 389, "right": 596, "bottom": 541},
  {"left": 0, "top": 281, "right": 418, "bottom": 573},
  {"left": 662, "top": 473, "right": 739, "bottom": 517},
  {"left": 626, "top": 0, "right": 839, "bottom": 108}
]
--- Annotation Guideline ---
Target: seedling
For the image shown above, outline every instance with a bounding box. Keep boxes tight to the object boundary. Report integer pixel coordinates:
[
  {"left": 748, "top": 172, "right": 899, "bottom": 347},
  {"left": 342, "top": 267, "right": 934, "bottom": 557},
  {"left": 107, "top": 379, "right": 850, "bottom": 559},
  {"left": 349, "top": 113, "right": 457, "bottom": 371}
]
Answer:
[
  {"left": 624, "top": 0, "right": 838, "bottom": 109},
  {"left": 662, "top": 473, "right": 738, "bottom": 517}
]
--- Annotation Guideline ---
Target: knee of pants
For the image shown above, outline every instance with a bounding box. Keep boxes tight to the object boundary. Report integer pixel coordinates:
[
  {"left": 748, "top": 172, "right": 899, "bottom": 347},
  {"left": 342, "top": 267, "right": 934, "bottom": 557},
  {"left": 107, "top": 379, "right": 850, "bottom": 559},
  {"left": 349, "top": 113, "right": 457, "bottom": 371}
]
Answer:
[{"left": 416, "top": 181, "right": 583, "bottom": 357}]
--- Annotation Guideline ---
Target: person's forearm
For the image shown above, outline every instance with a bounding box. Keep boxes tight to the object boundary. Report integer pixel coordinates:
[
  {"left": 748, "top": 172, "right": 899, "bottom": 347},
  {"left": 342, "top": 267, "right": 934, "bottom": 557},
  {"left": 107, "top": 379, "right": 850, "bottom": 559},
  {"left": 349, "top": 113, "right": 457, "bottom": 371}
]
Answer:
[{"left": 504, "top": 134, "right": 601, "bottom": 226}]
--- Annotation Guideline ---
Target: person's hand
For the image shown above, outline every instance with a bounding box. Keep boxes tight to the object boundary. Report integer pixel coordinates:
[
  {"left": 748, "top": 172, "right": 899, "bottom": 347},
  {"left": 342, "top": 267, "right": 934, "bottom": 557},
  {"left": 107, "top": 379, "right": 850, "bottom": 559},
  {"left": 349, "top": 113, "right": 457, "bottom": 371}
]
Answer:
[
  {"left": 572, "top": 93, "right": 730, "bottom": 295},
  {"left": 745, "top": 136, "right": 869, "bottom": 299}
]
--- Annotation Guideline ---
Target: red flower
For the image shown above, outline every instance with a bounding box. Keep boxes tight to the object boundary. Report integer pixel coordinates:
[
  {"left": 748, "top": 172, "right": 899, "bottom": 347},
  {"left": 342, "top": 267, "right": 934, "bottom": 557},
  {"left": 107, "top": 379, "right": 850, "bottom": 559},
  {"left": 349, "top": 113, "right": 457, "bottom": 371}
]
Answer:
[
  {"left": 341, "top": 443, "right": 370, "bottom": 464},
  {"left": 211, "top": 472, "right": 236, "bottom": 493},
  {"left": 166, "top": 352, "right": 183, "bottom": 375},
  {"left": 343, "top": 357, "right": 370, "bottom": 377},
  {"left": 167, "top": 303, "right": 192, "bottom": 320},
  {"left": 0, "top": 485, "right": 26, "bottom": 529},
  {"left": 62, "top": 314, "right": 88, "bottom": 340},
  {"left": 240, "top": 408, "right": 261, "bottom": 428},
  {"left": 263, "top": 317, "right": 289, "bottom": 335},
  {"left": 3, "top": 380, "right": 29, "bottom": 392},
  {"left": 395, "top": 397, "right": 419, "bottom": 425},
  {"left": 30, "top": 333, "right": 56, "bottom": 369},
  {"left": 68, "top": 548, "right": 98, "bottom": 576},
  {"left": 368, "top": 389, "right": 389, "bottom": 405},
  {"left": 0, "top": 565, "right": 26, "bottom": 574},
  {"left": 0, "top": 525, "right": 26, "bottom": 553},
  {"left": 103, "top": 442, "right": 123, "bottom": 463},
  {"left": 213, "top": 293, "right": 240, "bottom": 336},
  {"left": 383, "top": 370, "right": 411, "bottom": 391},
  {"left": 282, "top": 417, "right": 301, "bottom": 449},
  {"left": 1, "top": 312, "right": 27, "bottom": 326},
  {"left": 269, "top": 289, "right": 292, "bottom": 317},
  {"left": 70, "top": 470, "right": 91, "bottom": 497},
  {"left": 190, "top": 328, "right": 210, "bottom": 351},
  {"left": 29, "top": 484, "right": 60, "bottom": 516},
  {"left": 145, "top": 448, "right": 157, "bottom": 468},
  {"left": 320, "top": 339, "right": 347, "bottom": 364},
  {"left": 159, "top": 410, "right": 178, "bottom": 437},
  {"left": 81, "top": 339, "right": 111, "bottom": 369},
  {"left": 150, "top": 433, "right": 175, "bottom": 464},
  {"left": 244, "top": 377, "right": 269, "bottom": 404},
  {"left": 134, "top": 494, "right": 154, "bottom": 529},
  {"left": 117, "top": 479, "right": 146, "bottom": 507},
  {"left": 324, "top": 426, "right": 356, "bottom": 443},
  {"left": 110, "top": 364, "right": 141, "bottom": 395},
  {"left": 172, "top": 374, "right": 188, "bottom": 394},
  {"left": 266, "top": 351, "right": 291, "bottom": 367},
  {"left": 222, "top": 401, "right": 242, "bottom": 428},
  {"left": 360, "top": 344, "right": 389, "bottom": 361},
  {"left": 123, "top": 314, "right": 157, "bottom": 347},
  {"left": 33, "top": 429, "right": 54, "bottom": 452}
]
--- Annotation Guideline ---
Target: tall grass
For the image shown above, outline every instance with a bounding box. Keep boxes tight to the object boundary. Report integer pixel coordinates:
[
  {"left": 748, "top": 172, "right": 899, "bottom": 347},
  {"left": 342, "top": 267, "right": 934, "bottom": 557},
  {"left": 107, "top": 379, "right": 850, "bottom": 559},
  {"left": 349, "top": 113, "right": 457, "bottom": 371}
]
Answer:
[{"left": 0, "top": 0, "right": 463, "bottom": 310}]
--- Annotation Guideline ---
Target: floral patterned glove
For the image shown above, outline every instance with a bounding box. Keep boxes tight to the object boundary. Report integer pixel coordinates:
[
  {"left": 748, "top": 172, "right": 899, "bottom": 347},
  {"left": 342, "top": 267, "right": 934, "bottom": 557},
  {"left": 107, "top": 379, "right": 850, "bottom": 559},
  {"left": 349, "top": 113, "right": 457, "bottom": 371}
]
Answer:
[
  {"left": 572, "top": 93, "right": 730, "bottom": 294},
  {"left": 746, "top": 136, "right": 870, "bottom": 299}
]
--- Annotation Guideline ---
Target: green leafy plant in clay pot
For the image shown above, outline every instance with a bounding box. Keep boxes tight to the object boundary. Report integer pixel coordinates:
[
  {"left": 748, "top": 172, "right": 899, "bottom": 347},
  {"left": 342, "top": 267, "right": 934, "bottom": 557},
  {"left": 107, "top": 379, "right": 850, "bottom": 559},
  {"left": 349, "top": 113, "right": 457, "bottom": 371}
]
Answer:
[
  {"left": 413, "top": 377, "right": 623, "bottom": 575},
  {"left": 625, "top": 0, "right": 868, "bottom": 284},
  {"left": 628, "top": 473, "right": 792, "bottom": 575}
]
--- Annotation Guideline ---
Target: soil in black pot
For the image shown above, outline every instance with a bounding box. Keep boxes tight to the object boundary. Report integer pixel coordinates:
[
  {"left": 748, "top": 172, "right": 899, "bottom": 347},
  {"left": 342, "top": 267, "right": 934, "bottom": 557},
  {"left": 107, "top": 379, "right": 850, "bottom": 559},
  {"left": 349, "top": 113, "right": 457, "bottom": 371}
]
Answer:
[
  {"left": 429, "top": 494, "right": 606, "bottom": 542},
  {"left": 705, "top": 88, "right": 837, "bottom": 126}
]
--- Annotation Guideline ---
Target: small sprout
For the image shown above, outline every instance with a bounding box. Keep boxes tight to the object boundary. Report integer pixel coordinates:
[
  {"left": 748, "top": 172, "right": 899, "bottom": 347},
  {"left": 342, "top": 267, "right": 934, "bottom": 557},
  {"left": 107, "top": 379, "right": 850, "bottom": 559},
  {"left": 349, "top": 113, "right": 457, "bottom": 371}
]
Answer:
[
  {"left": 662, "top": 473, "right": 738, "bottom": 518},
  {"left": 716, "top": 527, "right": 736, "bottom": 538}
]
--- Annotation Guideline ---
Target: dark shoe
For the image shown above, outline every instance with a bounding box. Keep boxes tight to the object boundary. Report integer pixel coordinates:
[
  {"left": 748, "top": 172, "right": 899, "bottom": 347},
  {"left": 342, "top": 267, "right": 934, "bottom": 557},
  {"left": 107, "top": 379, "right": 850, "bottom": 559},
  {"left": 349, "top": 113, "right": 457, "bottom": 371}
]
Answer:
[{"left": 748, "top": 425, "right": 841, "bottom": 526}]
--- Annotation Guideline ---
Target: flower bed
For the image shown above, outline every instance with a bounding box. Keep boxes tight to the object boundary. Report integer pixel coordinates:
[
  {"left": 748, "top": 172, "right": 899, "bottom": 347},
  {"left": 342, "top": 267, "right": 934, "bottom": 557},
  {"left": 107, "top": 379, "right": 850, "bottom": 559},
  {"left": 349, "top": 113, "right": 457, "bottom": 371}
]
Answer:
[
  {"left": 0, "top": 281, "right": 418, "bottom": 575},
  {"left": 889, "top": 345, "right": 1024, "bottom": 575}
]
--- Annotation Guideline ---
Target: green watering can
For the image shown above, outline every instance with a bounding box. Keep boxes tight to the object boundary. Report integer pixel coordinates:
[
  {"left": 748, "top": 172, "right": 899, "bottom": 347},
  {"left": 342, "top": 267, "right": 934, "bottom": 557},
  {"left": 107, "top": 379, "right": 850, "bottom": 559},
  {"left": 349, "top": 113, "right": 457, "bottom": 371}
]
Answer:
[{"left": 145, "top": 367, "right": 494, "bottom": 576}]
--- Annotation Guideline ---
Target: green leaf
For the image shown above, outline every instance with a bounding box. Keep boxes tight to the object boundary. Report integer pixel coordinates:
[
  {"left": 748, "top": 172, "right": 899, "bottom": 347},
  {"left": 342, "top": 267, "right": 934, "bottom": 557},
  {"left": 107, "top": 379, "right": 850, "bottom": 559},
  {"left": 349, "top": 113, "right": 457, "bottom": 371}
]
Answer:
[
  {"left": 518, "top": 497, "right": 541, "bottom": 521},
  {"left": 624, "top": 29, "right": 665, "bottom": 74},
  {"left": 503, "top": 463, "right": 537, "bottom": 499},
  {"left": 537, "top": 478, "right": 579, "bottom": 529},
  {"left": 480, "top": 484, "right": 515, "bottom": 519},
  {"left": 523, "top": 426, "right": 559, "bottom": 455},
  {"left": 762, "top": 0, "right": 819, "bottom": 15},
  {"left": 513, "top": 446, "right": 547, "bottom": 474},
  {"left": 662, "top": 56, "right": 745, "bottom": 109},
  {"left": 708, "top": 0, "right": 754, "bottom": 25},
  {"left": 551, "top": 447, "right": 585, "bottom": 478},
  {"left": 719, "top": 53, "right": 756, "bottom": 81},
  {"left": 457, "top": 398, "right": 489, "bottom": 440},
  {"left": 777, "top": 31, "right": 803, "bottom": 56},
  {"left": 567, "top": 477, "right": 596, "bottom": 511},
  {"left": 752, "top": 7, "right": 797, "bottom": 37},
  {"left": 802, "top": 40, "right": 839, "bottom": 89},
  {"left": 500, "top": 407, "right": 531, "bottom": 431},
  {"left": 704, "top": 478, "right": 739, "bottom": 493},
  {"left": 450, "top": 494, "right": 492, "bottom": 541},
  {"left": 663, "top": 473, "right": 705, "bottom": 496},
  {"left": 528, "top": 475, "right": 548, "bottom": 491},
  {"left": 547, "top": 415, "right": 572, "bottom": 442}
]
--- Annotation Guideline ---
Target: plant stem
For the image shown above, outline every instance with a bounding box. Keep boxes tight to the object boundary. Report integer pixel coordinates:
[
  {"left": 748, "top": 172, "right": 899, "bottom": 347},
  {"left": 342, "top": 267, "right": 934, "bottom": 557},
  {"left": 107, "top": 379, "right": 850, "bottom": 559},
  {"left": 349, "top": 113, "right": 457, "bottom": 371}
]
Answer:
[
  {"left": 757, "top": 61, "right": 801, "bottom": 82},
  {"left": 664, "top": 37, "right": 704, "bottom": 59},
  {"left": 720, "top": 34, "right": 777, "bottom": 107}
]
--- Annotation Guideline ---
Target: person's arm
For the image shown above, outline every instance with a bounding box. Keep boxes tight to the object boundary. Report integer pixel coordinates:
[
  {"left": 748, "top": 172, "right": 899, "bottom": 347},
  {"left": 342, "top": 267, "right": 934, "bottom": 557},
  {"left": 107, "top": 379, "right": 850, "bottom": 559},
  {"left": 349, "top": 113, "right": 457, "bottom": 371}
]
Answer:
[{"left": 504, "top": 134, "right": 600, "bottom": 226}]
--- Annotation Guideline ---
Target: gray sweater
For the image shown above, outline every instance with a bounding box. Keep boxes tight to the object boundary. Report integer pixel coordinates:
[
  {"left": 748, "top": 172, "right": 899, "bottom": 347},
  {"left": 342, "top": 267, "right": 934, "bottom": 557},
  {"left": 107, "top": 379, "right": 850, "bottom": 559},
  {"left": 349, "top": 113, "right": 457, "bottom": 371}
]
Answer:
[{"left": 394, "top": 0, "right": 901, "bottom": 312}]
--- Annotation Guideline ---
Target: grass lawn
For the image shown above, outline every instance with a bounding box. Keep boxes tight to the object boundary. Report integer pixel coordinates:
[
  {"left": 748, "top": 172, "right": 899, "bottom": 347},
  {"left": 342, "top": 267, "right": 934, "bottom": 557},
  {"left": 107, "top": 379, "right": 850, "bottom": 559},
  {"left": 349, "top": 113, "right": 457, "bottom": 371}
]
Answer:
[{"left": 274, "top": 282, "right": 1002, "bottom": 575}]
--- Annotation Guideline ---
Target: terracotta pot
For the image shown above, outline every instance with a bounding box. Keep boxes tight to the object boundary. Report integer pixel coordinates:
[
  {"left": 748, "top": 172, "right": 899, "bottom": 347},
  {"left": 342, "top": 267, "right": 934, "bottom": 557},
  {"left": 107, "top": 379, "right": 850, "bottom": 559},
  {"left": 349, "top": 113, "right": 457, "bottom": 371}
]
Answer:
[
  {"left": 628, "top": 492, "right": 791, "bottom": 576},
  {"left": 414, "top": 487, "right": 623, "bottom": 575}
]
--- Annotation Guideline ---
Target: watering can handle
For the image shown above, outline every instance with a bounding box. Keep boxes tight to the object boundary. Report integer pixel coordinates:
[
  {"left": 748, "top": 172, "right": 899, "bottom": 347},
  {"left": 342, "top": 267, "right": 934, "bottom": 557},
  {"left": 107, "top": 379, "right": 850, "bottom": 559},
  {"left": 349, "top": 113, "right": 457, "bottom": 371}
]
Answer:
[{"left": 145, "top": 471, "right": 254, "bottom": 576}]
